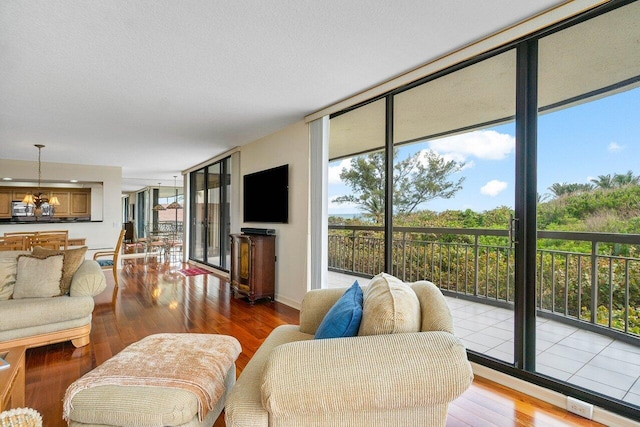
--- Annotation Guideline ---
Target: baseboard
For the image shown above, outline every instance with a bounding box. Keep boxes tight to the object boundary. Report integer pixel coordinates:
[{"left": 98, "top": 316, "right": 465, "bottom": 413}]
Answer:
[
  {"left": 274, "top": 294, "right": 300, "bottom": 310},
  {"left": 471, "top": 362, "right": 639, "bottom": 426},
  {"left": 184, "top": 261, "right": 299, "bottom": 308}
]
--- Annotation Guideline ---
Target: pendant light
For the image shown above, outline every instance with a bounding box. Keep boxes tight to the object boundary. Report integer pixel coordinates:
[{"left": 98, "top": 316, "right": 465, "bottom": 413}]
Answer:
[
  {"left": 22, "top": 144, "right": 60, "bottom": 218},
  {"left": 166, "top": 176, "right": 182, "bottom": 237},
  {"left": 153, "top": 182, "right": 166, "bottom": 211},
  {"left": 166, "top": 176, "right": 182, "bottom": 210}
]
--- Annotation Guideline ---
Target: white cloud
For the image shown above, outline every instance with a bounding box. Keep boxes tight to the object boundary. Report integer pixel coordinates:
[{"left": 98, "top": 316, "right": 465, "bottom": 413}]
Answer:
[
  {"left": 328, "top": 158, "right": 351, "bottom": 184},
  {"left": 480, "top": 180, "right": 508, "bottom": 196},
  {"left": 428, "top": 130, "right": 515, "bottom": 161},
  {"left": 436, "top": 150, "right": 466, "bottom": 164},
  {"left": 608, "top": 142, "right": 624, "bottom": 152}
]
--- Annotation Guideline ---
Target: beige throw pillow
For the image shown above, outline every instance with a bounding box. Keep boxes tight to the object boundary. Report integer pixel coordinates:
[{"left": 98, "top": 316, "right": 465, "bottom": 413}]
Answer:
[
  {"left": 13, "top": 254, "right": 64, "bottom": 299},
  {"left": 0, "top": 251, "right": 31, "bottom": 300},
  {"left": 358, "top": 272, "right": 421, "bottom": 336},
  {"left": 32, "top": 246, "right": 88, "bottom": 295}
]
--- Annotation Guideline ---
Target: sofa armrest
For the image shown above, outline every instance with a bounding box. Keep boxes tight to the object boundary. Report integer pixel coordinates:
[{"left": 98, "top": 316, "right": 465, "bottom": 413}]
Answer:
[
  {"left": 410, "top": 281, "right": 455, "bottom": 333},
  {"left": 298, "top": 287, "right": 351, "bottom": 335},
  {"left": 261, "top": 331, "right": 473, "bottom": 416},
  {"left": 70, "top": 260, "right": 107, "bottom": 297}
]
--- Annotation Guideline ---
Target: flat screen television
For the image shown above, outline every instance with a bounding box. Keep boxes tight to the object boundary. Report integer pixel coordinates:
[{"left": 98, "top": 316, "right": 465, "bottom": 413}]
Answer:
[{"left": 243, "top": 164, "right": 289, "bottom": 223}]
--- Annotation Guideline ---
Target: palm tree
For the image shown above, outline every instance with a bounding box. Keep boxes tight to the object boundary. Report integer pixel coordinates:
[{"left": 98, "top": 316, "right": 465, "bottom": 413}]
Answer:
[
  {"left": 590, "top": 174, "right": 614, "bottom": 189},
  {"left": 612, "top": 170, "right": 640, "bottom": 187},
  {"left": 591, "top": 171, "right": 639, "bottom": 189},
  {"left": 548, "top": 182, "right": 593, "bottom": 197},
  {"left": 537, "top": 192, "right": 550, "bottom": 203}
]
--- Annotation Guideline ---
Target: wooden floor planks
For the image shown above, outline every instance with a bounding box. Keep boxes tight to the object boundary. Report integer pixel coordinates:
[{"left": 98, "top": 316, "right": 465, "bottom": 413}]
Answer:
[{"left": 21, "top": 262, "right": 605, "bottom": 426}]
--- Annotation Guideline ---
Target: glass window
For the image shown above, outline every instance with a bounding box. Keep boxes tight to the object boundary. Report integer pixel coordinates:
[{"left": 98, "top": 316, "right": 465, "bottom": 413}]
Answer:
[
  {"left": 328, "top": 99, "right": 387, "bottom": 277},
  {"left": 324, "top": 1, "right": 640, "bottom": 414},
  {"left": 537, "top": 1, "right": 640, "bottom": 405},
  {"left": 393, "top": 50, "right": 517, "bottom": 364}
]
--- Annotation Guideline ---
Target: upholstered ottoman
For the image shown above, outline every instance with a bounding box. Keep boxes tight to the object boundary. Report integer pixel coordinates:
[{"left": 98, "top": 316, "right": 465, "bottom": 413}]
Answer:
[{"left": 63, "top": 333, "right": 241, "bottom": 427}]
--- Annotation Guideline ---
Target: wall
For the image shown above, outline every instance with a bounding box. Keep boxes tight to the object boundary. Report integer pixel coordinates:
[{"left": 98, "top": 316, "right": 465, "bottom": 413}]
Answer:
[
  {"left": 0, "top": 159, "right": 123, "bottom": 254},
  {"left": 238, "top": 120, "right": 309, "bottom": 308}
]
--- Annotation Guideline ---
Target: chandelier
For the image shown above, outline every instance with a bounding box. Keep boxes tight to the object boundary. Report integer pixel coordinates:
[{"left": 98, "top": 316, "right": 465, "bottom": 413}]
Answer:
[{"left": 22, "top": 144, "right": 60, "bottom": 218}]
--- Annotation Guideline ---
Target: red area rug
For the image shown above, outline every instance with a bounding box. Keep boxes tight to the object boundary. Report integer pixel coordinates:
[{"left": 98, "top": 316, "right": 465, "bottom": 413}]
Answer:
[{"left": 178, "top": 267, "right": 212, "bottom": 277}]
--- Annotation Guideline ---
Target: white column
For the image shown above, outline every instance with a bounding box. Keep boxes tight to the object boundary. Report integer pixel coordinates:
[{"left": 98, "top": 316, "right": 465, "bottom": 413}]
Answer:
[
  {"left": 309, "top": 116, "right": 329, "bottom": 290},
  {"left": 229, "top": 151, "right": 241, "bottom": 235}
]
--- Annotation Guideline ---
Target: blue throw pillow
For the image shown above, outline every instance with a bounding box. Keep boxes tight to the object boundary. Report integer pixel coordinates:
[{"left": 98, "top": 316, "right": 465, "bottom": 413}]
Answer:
[{"left": 315, "top": 281, "right": 363, "bottom": 339}]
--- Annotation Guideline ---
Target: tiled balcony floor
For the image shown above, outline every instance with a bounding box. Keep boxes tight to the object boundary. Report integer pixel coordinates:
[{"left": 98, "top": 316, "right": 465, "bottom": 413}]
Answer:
[{"left": 328, "top": 271, "right": 640, "bottom": 407}]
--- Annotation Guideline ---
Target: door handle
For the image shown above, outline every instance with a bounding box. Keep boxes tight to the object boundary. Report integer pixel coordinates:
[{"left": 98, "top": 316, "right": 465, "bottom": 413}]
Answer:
[{"left": 509, "top": 215, "right": 519, "bottom": 248}]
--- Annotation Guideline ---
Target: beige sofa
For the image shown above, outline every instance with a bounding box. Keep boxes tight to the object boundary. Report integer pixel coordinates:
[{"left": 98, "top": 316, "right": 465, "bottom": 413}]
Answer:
[
  {"left": 225, "top": 278, "right": 473, "bottom": 427},
  {"left": 0, "top": 250, "right": 107, "bottom": 350}
]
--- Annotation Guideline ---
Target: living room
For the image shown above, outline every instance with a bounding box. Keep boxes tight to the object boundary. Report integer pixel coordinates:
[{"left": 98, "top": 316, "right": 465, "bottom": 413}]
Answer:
[{"left": 2, "top": 0, "right": 639, "bottom": 425}]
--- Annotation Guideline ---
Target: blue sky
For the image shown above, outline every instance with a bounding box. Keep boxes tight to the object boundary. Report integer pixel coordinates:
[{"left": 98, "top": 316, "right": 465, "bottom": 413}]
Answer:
[{"left": 328, "top": 86, "right": 640, "bottom": 216}]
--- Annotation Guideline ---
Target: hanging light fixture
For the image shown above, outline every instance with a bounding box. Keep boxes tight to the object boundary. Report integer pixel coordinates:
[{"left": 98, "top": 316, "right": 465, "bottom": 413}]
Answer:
[
  {"left": 153, "top": 182, "right": 166, "bottom": 211},
  {"left": 166, "top": 175, "right": 182, "bottom": 237},
  {"left": 22, "top": 144, "right": 60, "bottom": 218},
  {"left": 166, "top": 176, "right": 182, "bottom": 210}
]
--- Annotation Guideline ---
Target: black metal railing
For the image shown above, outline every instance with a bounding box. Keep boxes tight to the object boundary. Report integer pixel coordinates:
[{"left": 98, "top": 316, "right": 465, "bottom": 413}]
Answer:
[{"left": 328, "top": 225, "right": 640, "bottom": 339}]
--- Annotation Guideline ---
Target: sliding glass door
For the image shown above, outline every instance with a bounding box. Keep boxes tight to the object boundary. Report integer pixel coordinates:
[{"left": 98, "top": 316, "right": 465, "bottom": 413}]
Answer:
[
  {"left": 189, "top": 157, "right": 232, "bottom": 270},
  {"left": 535, "top": 1, "right": 640, "bottom": 406},
  {"left": 135, "top": 191, "right": 147, "bottom": 240},
  {"left": 325, "top": 1, "right": 640, "bottom": 418}
]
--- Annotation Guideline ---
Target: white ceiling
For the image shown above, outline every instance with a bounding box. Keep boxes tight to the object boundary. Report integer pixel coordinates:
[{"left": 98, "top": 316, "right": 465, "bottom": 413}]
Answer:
[{"left": 0, "top": 0, "right": 565, "bottom": 192}]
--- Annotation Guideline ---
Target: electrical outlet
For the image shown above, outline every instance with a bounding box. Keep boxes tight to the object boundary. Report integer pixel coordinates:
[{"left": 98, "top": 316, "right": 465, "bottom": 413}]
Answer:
[{"left": 567, "top": 396, "right": 594, "bottom": 419}]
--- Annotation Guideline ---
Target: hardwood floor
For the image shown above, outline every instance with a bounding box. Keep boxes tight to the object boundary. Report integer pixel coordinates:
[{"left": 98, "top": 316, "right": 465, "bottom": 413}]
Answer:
[{"left": 22, "top": 262, "right": 605, "bottom": 426}]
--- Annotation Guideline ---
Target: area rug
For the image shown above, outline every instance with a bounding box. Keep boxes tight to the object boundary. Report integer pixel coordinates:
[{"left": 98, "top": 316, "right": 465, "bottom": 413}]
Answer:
[{"left": 178, "top": 267, "right": 212, "bottom": 277}]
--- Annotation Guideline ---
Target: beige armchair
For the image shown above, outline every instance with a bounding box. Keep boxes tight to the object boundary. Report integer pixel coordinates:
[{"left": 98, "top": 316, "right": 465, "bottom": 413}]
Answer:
[{"left": 225, "top": 280, "right": 473, "bottom": 427}]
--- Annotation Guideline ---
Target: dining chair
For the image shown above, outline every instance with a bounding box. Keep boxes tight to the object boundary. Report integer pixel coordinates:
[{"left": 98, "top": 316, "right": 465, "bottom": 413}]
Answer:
[
  {"left": 0, "top": 236, "right": 28, "bottom": 251},
  {"left": 3, "top": 232, "right": 35, "bottom": 250},
  {"left": 31, "top": 230, "right": 69, "bottom": 250},
  {"left": 93, "top": 229, "right": 126, "bottom": 288}
]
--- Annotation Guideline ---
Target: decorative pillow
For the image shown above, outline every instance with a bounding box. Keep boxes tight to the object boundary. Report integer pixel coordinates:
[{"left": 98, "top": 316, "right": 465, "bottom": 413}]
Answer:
[
  {"left": 32, "top": 246, "right": 88, "bottom": 295},
  {"left": 315, "top": 281, "right": 363, "bottom": 339},
  {"left": 0, "top": 251, "right": 31, "bottom": 300},
  {"left": 358, "top": 272, "right": 421, "bottom": 336},
  {"left": 13, "top": 254, "right": 64, "bottom": 299}
]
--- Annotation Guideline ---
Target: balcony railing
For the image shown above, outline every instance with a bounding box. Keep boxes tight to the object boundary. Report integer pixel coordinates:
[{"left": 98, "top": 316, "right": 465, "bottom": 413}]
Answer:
[{"left": 328, "top": 225, "right": 640, "bottom": 341}]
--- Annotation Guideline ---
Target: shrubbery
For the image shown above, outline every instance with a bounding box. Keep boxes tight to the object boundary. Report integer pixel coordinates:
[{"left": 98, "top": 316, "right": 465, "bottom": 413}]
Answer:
[{"left": 329, "top": 181, "right": 640, "bottom": 335}]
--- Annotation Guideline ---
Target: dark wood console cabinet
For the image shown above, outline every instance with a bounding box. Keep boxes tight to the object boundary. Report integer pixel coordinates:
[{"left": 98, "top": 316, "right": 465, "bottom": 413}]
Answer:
[{"left": 230, "top": 233, "right": 275, "bottom": 303}]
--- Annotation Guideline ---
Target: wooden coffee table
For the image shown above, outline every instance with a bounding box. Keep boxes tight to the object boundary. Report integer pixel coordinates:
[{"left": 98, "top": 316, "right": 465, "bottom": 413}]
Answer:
[{"left": 0, "top": 346, "right": 26, "bottom": 411}]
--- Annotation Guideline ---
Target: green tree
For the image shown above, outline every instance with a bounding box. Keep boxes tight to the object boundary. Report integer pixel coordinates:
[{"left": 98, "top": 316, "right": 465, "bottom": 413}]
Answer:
[
  {"left": 548, "top": 182, "right": 593, "bottom": 198},
  {"left": 590, "top": 174, "right": 614, "bottom": 189},
  {"left": 334, "top": 149, "right": 465, "bottom": 222},
  {"left": 590, "top": 171, "right": 639, "bottom": 189},
  {"left": 612, "top": 170, "right": 640, "bottom": 187}
]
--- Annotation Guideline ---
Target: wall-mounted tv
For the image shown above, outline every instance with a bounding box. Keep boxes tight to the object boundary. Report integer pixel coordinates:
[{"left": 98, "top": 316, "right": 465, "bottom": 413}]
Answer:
[{"left": 243, "top": 164, "right": 289, "bottom": 223}]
